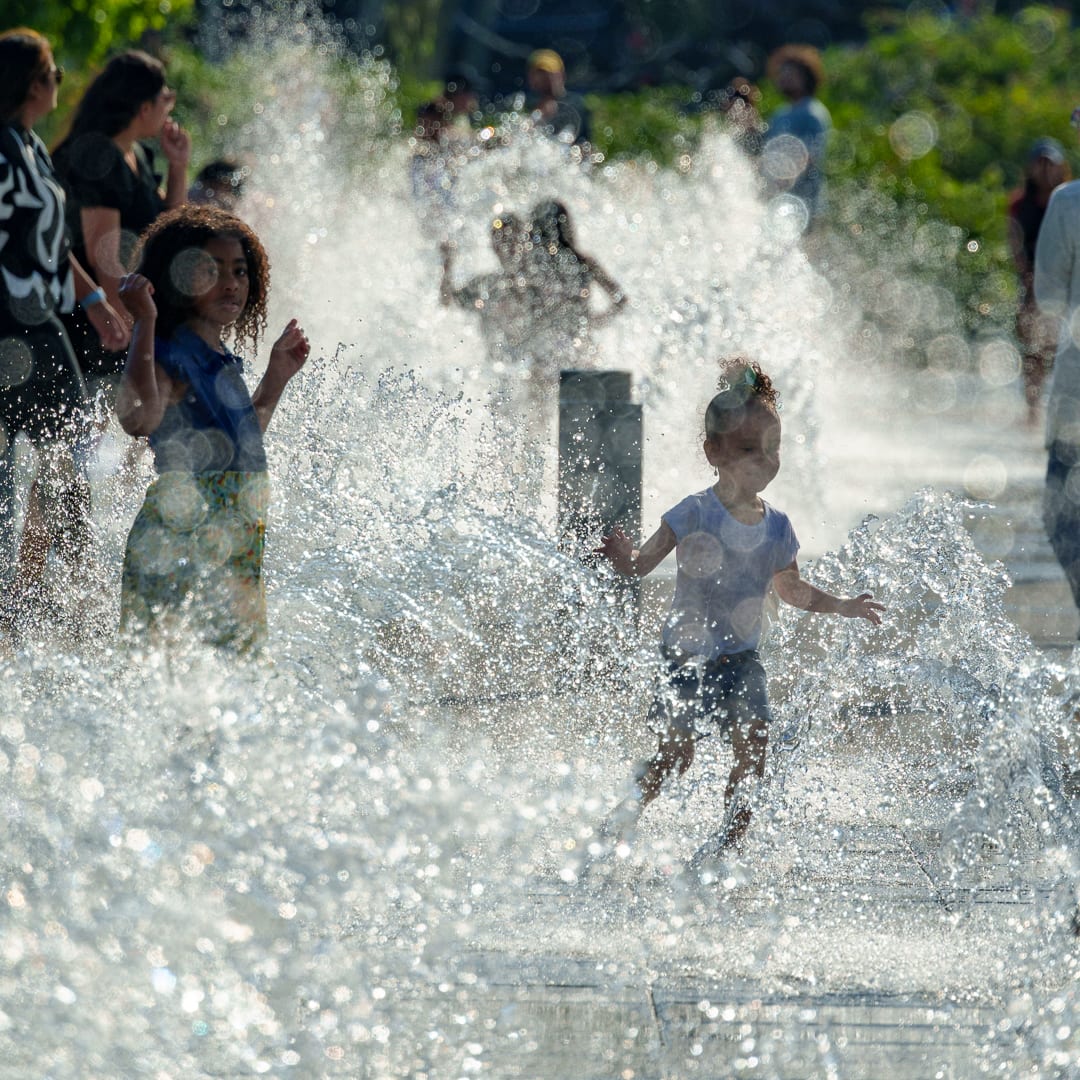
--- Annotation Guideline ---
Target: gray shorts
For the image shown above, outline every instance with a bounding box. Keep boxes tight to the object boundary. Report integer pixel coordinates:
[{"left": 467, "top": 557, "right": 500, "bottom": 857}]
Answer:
[{"left": 646, "top": 647, "right": 772, "bottom": 742}]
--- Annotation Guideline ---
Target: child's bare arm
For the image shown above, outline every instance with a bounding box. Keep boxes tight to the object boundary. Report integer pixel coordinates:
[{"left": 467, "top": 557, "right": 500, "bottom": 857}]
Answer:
[
  {"left": 253, "top": 319, "right": 310, "bottom": 432},
  {"left": 115, "top": 273, "right": 174, "bottom": 437},
  {"left": 595, "top": 521, "right": 676, "bottom": 578},
  {"left": 773, "top": 561, "right": 884, "bottom": 625},
  {"left": 438, "top": 243, "right": 454, "bottom": 305},
  {"left": 584, "top": 256, "right": 627, "bottom": 327},
  {"left": 438, "top": 242, "right": 469, "bottom": 308}
]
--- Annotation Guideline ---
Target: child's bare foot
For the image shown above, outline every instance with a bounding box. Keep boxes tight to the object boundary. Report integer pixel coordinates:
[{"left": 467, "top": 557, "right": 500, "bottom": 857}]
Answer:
[
  {"left": 718, "top": 805, "right": 752, "bottom": 851},
  {"left": 686, "top": 799, "right": 753, "bottom": 875},
  {"left": 598, "top": 781, "right": 646, "bottom": 845}
]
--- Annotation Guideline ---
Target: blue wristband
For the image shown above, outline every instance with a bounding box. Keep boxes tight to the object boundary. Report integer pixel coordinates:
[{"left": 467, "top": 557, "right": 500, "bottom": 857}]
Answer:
[{"left": 81, "top": 287, "right": 105, "bottom": 309}]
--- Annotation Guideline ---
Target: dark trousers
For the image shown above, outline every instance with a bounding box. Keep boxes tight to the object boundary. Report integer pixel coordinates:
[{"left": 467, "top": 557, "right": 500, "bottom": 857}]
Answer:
[
  {"left": 1045, "top": 440, "right": 1080, "bottom": 617},
  {"left": 0, "top": 313, "right": 88, "bottom": 583}
]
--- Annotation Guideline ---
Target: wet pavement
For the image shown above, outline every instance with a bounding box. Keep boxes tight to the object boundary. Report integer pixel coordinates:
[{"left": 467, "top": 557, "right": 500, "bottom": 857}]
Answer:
[
  {"left": 424, "top": 401, "right": 1077, "bottom": 1080},
  {"left": 319, "top": 400, "right": 1078, "bottom": 1079},
  {"left": 974, "top": 469, "right": 1077, "bottom": 650}
]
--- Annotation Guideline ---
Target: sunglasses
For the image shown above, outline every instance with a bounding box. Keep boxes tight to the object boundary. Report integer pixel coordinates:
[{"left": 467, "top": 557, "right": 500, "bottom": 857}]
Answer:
[{"left": 1072, "top": 106, "right": 1080, "bottom": 130}]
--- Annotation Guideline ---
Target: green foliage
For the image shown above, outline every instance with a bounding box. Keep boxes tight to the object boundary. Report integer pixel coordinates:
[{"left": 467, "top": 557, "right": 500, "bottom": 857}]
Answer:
[
  {"left": 395, "top": 74, "right": 444, "bottom": 132},
  {"left": 585, "top": 87, "right": 702, "bottom": 164},
  {"left": 1, "top": 0, "right": 195, "bottom": 72},
  {"left": 3, "top": 0, "right": 196, "bottom": 147},
  {"left": 380, "top": 0, "right": 441, "bottom": 81},
  {"left": 822, "top": 4, "right": 1080, "bottom": 338}
]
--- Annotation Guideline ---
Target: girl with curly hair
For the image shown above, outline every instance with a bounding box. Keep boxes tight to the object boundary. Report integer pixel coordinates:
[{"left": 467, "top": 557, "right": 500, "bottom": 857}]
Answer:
[
  {"left": 595, "top": 358, "right": 883, "bottom": 855},
  {"left": 116, "top": 204, "right": 309, "bottom": 651}
]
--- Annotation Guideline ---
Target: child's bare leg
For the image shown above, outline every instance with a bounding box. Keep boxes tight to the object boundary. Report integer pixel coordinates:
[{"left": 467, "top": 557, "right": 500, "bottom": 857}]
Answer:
[
  {"left": 32, "top": 450, "right": 92, "bottom": 578},
  {"left": 598, "top": 727, "right": 695, "bottom": 851},
  {"left": 638, "top": 727, "right": 695, "bottom": 807},
  {"left": 723, "top": 713, "right": 768, "bottom": 844},
  {"left": 15, "top": 483, "right": 49, "bottom": 587}
]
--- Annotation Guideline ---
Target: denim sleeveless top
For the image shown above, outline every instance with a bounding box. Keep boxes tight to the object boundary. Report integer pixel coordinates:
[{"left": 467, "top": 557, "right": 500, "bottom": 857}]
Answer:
[{"left": 149, "top": 326, "right": 268, "bottom": 474}]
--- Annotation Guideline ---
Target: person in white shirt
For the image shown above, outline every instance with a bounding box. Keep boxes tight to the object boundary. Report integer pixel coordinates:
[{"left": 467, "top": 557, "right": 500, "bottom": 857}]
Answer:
[{"left": 1033, "top": 107, "right": 1080, "bottom": 630}]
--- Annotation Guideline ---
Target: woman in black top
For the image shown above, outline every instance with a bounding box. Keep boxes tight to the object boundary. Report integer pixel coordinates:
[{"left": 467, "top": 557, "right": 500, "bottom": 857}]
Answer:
[
  {"left": 53, "top": 49, "right": 191, "bottom": 384},
  {"left": 0, "top": 28, "right": 128, "bottom": 632}
]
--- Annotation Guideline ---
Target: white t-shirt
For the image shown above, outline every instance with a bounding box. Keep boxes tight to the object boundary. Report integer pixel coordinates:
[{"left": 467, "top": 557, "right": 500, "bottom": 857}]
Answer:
[
  {"left": 1035, "top": 180, "right": 1080, "bottom": 448},
  {"left": 661, "top": 488, "right": 800, "bottom": 659}
]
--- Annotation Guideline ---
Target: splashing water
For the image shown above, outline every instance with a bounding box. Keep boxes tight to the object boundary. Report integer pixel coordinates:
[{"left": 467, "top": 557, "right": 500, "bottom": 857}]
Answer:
[{"left": 4, "top": 15, "right": 1080, "bottom": 1076}]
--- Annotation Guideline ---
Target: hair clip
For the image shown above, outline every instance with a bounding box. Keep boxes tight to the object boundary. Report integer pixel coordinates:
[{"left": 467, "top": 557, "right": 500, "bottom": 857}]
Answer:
[{"left": 743, "top": 368, "right": 758, "bottom": 388}]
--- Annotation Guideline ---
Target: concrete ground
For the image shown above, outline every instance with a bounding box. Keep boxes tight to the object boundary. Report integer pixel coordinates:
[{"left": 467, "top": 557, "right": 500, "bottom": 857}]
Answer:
[
  {"left": 325, "top": 407, "right": 1080, "bottom": 1078},
  {"left": 317, "top": 384, "right": 1071, "bottom": 1075},
  {"left": 484, "top": 420, "right": 1075, "bottom": 1079}
]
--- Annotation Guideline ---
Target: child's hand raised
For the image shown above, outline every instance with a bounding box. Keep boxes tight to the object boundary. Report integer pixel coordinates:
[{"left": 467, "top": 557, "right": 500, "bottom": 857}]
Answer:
[
  {"left": 837, "top": 593, "right": 886, "bottom": 626},
  {"left": 118, "top": 273, "right": 157, "bottom": 322},
  {"left": 86, "top": 299, "right": 130, "bottom": 352},
  {"left": 594, "top": 526, "right": 634, "bottom": 574},
  {"left": 268, "top": 319, "right": 310, "bottom": 380}
]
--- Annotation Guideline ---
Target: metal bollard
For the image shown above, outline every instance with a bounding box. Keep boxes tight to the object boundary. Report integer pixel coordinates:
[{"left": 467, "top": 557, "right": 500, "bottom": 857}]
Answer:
[{"left": 557, "top": 370, "right": 642, "bottom": 599}]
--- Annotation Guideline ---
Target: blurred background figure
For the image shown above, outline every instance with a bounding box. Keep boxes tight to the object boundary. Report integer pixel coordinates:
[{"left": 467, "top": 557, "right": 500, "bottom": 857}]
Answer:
[
  {"left": 1009, "top": 137, "right": 1070, "bottom": 425},
  {"left": 715, "top": 76, "right": 766, "bottom": 158},
  {"left": 52, "top": 49, "right": 191, "bottom": 395},
  {"left": 188, "top": 158, "right": 247, "bottom": 211},
  {"left": 762, "top": 44, "right": 831, "bottom": 228},
  {"left": 0, "top": 28, "right": 127, "bottom": 636},
  {"left": 410, "top": 98, "right": 459, "bottom": 238},
  {"left": 441, "top": 68, "right": 481, "bottom": 130},
  {"left": 439, "top": 201, "right": 625, "bottom": 405},
  {"left": 526, "top": 48, "right": 591, "bottom": 147},
  {"left": 1034, "top": 112, "right": 1080, "bottom": 636},
  {"left": 525, "top": 199, "right": 626, "bottom": 387},
  {"left": 439, "top": 214, "right": 535, "bottom": 379}
]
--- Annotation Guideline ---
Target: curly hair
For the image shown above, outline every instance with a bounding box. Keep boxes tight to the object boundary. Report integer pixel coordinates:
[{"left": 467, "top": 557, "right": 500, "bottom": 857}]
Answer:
[
  {"left": 133, "top": 204, "right": 270, "bottom": 356},
  {"left": 705, "top": 358, "right": 780, "bottom": 440}
]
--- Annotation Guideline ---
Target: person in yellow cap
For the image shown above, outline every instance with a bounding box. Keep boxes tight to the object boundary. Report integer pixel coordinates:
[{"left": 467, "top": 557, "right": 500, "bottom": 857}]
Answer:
[{"left": 526, "top": 48, "right": 591, "bottom": 146}]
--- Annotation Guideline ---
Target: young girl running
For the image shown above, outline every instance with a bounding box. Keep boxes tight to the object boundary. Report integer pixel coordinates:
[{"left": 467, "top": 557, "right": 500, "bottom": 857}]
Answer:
[
  {"left": 116, "top": 204, "right": 310, "bottom": 651},
  {"left": 596, "top": 359, "right": 883, "bottom": 851}
]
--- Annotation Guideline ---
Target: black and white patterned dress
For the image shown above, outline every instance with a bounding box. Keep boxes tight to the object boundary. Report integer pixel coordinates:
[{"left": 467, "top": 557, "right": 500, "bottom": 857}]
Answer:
[
  {"left": 0, "top": 123, "right": 86, "bottom": 442},
  {"left": 0, "top": 123, "right": 89, "bottom": 586}
]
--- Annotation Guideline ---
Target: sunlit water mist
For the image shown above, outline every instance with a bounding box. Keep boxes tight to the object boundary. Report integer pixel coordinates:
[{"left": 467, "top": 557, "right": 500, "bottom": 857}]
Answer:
[{"left": 3, "top": 17, "right": 1080, "bottom": 1076}]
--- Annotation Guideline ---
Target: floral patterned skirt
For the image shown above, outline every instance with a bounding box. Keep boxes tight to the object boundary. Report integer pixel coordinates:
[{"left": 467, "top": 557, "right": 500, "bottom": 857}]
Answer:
[{"left": 120, "top": 470, "right": 270, "bottom": 652}]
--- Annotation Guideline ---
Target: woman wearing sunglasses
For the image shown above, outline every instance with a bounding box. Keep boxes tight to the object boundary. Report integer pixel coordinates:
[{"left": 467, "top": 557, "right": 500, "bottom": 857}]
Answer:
[{"left": 0, "top": 28, "right": 128, "bottom": 634}]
